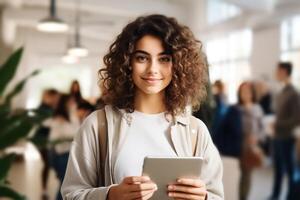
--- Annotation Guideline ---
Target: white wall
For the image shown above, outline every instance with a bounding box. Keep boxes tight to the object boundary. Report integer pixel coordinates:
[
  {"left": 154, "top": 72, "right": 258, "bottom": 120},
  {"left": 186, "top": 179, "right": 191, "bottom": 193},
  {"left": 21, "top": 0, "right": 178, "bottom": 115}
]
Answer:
[
  {"left": 250, "top": 24, "right": 281, "bottom": 80},
  {"left": 9, "top": 26, "right": 103, "bottom": 109}
]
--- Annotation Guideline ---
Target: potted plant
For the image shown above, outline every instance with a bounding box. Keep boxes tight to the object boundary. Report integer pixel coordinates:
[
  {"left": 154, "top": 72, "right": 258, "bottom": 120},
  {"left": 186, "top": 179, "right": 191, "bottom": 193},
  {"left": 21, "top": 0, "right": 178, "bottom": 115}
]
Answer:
[{"left": 0, "top": 48, "right": 49, "bottom": 199}]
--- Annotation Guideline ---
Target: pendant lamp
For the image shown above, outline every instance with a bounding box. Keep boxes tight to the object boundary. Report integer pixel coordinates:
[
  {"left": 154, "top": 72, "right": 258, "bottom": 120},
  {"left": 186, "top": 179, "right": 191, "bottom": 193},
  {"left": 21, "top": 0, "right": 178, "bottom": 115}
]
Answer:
[
  {"left": 67, "top": 0, "right": 88, "bottom": 57},
  {"left": 37, "top": 0, "right": 69, "bottom": 32}
]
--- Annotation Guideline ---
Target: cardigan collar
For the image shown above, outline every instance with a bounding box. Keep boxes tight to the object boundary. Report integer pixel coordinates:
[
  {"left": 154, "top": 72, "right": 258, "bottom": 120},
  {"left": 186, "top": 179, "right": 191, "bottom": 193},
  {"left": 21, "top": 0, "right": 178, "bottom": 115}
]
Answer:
[{"left": 110, "top": 105, "right": 190, "bottom": 126}]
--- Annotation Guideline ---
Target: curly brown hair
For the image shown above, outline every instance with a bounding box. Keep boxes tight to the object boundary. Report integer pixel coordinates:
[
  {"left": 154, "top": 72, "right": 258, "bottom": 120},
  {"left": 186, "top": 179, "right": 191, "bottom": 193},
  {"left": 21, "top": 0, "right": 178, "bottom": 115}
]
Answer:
[{"left": 99, "top": 14, "right": 208, "bottom": 115}]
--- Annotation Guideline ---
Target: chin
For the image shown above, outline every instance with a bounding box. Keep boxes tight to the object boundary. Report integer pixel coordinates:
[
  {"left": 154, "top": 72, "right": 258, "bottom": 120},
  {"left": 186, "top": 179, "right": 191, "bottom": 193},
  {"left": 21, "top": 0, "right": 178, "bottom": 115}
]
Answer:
[
  {"left": 143, "top": 90, "right": 162, "bottom": 95},
  {"left": 141, "top": 88, "right": 164, "bottom": 95}
]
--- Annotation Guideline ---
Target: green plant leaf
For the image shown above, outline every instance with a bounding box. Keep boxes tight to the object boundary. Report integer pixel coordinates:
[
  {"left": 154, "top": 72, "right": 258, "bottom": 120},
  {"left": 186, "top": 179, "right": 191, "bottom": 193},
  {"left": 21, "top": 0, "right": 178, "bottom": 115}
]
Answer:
[
  {"left": 0, "top": 115, "right": 33, "bottom": 150},
  {"left": 19, "top": 108, "right": 50, "bottom": 125},
  {"left": 0, "top": 114, "right": 24, "bottom": 137},
  {"left": 0, "top": 104, "right": 10, "bottom": 119},
  {"left": 0, "top": 48, "right": 24, "bottom": 96},
  {"left": 0, "top": 154, "right": 16, "bottom": 184},
  {"left": 0, "top": 185, "right": 26, "bottom": 200},
  {"left": 4, "top": 70, "right": 40, "bottom": 106},
  {"left": 0, "top": 109, "right": 50, "bottom": 149}
]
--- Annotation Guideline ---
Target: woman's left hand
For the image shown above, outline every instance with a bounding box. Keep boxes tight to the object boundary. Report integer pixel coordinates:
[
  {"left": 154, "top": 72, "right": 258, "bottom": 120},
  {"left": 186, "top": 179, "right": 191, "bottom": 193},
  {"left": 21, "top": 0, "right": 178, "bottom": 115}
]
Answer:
[{"left": 167, "top": 178, "right": 207, "bottom": 200}]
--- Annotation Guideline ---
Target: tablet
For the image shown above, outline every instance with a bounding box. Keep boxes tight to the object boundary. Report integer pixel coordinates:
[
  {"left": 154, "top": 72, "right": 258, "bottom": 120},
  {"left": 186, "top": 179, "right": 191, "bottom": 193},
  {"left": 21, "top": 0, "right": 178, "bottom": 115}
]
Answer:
[{"left": 142, "top": 156, "right": 203, "bottom": 200}]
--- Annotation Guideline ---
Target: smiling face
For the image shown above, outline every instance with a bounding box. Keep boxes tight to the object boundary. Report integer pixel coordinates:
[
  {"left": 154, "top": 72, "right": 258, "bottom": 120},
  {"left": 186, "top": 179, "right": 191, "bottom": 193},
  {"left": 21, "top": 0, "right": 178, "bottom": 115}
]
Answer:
[{"left": 131, "top": 35, "right": 173, "bottom": 97}]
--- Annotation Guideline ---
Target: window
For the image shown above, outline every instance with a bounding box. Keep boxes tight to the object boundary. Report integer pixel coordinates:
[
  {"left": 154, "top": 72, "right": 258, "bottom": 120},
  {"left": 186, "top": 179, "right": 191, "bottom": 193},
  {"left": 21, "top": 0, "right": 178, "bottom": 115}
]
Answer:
[
  {"left": 206, "top": 29, "right": 252, "bottom": 103},
  {"left": 281, "top": 16, "right": 300, "bottom": 89},
  {"left": 207, "top": 0, "right": 241, "bottom": 25}
]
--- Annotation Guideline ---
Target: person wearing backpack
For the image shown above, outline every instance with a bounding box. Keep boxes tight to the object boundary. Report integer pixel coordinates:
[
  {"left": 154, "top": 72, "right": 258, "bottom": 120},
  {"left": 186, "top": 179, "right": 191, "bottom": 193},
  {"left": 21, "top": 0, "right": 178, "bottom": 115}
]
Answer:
[{"left": 61, "top": 14, "right": 224, "bottom": 200}]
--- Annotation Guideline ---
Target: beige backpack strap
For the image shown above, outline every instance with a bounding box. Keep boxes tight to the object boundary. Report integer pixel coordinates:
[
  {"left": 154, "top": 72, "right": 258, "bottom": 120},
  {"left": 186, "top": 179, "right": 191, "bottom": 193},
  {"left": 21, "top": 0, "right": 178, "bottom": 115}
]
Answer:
[
  {"left": 190, "top": 116, "right": 199, "bottom": 156},
  {"left": 97, "top": 109, "right": 107, "bottom": 186}
]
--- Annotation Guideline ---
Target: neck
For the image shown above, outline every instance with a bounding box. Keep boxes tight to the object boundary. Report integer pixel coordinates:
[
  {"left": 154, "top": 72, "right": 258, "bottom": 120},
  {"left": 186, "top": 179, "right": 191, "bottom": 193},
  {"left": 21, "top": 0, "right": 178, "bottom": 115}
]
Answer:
[
  {"left": 134, "top": 91, "right": 166, "bottom": 114},
  {"left": 244, "top": 102, "right": 253, "bottom": 108},
  {"left": 283, "top": 78, "right": 290, "bottom": 85}
]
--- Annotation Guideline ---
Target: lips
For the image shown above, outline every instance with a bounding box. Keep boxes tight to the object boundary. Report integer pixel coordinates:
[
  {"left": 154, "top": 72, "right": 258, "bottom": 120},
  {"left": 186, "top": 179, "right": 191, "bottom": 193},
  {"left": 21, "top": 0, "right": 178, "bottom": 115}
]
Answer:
[{"left": 141, "top": 77, "right": 162, "bottom": 84}]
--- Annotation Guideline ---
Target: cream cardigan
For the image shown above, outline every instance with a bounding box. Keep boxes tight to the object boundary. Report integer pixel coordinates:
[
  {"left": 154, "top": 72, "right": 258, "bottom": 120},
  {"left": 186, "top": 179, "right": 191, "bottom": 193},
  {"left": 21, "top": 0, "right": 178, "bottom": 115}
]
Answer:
[{"left": 61, "top": 105, "right": 224, "bottom": 200}]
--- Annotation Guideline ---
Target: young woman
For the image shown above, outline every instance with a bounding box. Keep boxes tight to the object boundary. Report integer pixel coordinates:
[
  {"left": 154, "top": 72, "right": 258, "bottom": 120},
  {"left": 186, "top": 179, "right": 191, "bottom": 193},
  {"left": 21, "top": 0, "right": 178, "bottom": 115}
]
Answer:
[
  {"left": 237, "top": 82, "right": 264, "bottom": 200},
  {"left": 61, "top": 14, "right": 223, "bottom": 200},
  {"left": 69, "top": 80, "right": 83, "bottom": 104}
]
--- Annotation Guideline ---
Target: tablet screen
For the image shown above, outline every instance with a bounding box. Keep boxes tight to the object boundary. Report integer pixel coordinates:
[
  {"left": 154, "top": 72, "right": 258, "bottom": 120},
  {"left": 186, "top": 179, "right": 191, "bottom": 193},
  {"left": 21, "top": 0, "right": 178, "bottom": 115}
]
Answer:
[{"left": 142, "top": 157, "right": 203, "bottom": 200}]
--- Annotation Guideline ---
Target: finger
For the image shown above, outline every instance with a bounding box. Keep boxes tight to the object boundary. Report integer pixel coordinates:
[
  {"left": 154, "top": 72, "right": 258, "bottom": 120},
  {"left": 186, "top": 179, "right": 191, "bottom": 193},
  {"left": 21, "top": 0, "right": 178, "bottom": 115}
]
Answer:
[
  {"left": 176, "top": 178, "right": 205, "bottom": 187},
  {"left": 123, "top": 176, "right": 150, "bottom": 184},
  {"left": 127, "top": 188, "right": 156, "bottom": 199},
  {"left": 168, "top": 185, "right": 207, "bottom": 196},
  {"left": 139, "top": 190, "right": 156, "bottom": 200},
  {"left": 168, "top": 191, "right": 204, "bottom": 200},
  {"left": 129, "top": 183, "right": 157, "bottom": 192}
]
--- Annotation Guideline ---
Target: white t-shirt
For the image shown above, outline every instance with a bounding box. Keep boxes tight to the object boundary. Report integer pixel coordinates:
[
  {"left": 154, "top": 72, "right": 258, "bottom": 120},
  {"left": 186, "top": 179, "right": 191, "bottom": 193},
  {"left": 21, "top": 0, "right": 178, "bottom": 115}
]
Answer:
[{"left": 113, "top": 111, "right": 177, "bottom": 183}]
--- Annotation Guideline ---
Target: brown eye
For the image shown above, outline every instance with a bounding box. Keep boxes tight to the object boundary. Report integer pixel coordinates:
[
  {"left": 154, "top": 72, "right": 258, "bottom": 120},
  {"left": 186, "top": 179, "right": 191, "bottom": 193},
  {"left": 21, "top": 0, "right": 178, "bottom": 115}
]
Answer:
[
  {"left": 159, "top": 56, "right": 172, "bottom": 63},
  {"left": 135, "top": 55, "right": 148, "bottom": 63}
]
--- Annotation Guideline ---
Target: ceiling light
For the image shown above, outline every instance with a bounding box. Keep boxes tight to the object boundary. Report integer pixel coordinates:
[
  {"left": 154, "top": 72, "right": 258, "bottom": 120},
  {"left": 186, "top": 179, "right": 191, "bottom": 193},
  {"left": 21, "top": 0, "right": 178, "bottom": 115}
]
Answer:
[
  {"left": 37, "top": 17, "right": 69, "bottom": 32},
  {"left": 37, "top": 0, "right": 69, "bottom": 33},
  {"left": 68, "top": 47, "right": 88, "bottom": 57},
  {"left": 67, "top": 0, "right": 88, "bottom": 57},
  {"left": 61, "top": 54, "right": 79, "bottom": 64}
]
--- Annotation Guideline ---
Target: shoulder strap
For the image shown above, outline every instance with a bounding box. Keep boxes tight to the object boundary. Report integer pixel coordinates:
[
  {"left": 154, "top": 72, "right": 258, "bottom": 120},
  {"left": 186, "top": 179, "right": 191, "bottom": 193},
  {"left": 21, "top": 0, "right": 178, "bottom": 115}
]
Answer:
[
  {"left": 97, "top": 109, "right": 107, "bottom": 186},
  {"left": 189, "top": 116, "right": 199, "bottom": 156}
]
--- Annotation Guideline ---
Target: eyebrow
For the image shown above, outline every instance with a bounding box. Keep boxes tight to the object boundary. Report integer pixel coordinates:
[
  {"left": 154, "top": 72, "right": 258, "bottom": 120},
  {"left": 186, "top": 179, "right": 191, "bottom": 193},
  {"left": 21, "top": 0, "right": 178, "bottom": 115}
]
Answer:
[{"left": 133, "top": 50, "right": 171, "bottom": 56}]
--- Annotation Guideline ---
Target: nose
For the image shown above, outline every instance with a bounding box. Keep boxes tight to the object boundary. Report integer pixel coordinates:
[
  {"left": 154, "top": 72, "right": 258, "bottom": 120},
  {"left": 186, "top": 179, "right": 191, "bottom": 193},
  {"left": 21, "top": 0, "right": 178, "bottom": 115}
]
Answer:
[{"left": 147, "top": 59, "right": 159, "bottom": 74}]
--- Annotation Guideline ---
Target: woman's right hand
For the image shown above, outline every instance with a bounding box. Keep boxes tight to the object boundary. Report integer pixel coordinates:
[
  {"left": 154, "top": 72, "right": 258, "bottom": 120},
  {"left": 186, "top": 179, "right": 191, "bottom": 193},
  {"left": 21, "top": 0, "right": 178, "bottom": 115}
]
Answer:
[{"left": 107, "top": 176, "right": 157, "bottom": 200}]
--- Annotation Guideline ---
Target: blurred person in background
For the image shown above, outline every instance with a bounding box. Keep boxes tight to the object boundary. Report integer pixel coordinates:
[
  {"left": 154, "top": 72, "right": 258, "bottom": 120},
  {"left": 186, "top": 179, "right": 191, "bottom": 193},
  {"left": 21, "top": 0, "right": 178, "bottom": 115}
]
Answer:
[
  {"left": 212, "top": 80, "right": 227, "bottom": 106},
  {"left": 211, "top": 80, "right": 228, "bottom": 139},
  {"left": 31, "top": 88, "right": 59, "bottom": 200},
  {"left": 254, "top": 79, "right": 274, "bottom": 157},
  {"left": 68, "top": 80, "right": 83, "bottom": 125},
  {"left": 47, "top": 94, "right": 80, "bottom": 200},
  {"left": 76, "top": 100, "right": 95, "bottom": 123},
  {"left": 294, "top": 125, "right": 300, "bottom": 198},
  {"left": 212, "top": 80, "right": 243, "bottom": 159},
  {"left": 254, "top": 79, "right": 273, "bottom": 115},
  {"left": 237, "top": 81, "right": 264, "bottom": 200},
  {"left": 69, "top": 80, "right": 83, "bottom": 105},
  {"left": 270, "top": 62, "right": 300, "bottom": 200}
]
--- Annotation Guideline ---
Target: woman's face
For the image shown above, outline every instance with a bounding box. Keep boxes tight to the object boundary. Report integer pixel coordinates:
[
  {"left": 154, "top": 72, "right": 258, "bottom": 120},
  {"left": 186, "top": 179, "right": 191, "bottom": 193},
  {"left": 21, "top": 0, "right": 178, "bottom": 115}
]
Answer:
[
  {"left": 131, "top": 35, "right": 173, "bottom": 96},
  {"left": 240, "top": 83, "right": 253, "bottom": 104}
]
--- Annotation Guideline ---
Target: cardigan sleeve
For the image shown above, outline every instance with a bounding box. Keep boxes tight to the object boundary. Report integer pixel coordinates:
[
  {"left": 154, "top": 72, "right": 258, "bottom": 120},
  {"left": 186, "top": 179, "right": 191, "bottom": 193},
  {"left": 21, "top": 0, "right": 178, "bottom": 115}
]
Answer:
[
  {"left": 61, "top": 112, "right": 114, "bottom": 200},
  {"left": 195, "top": 119, "right": 224, "bottom": 200}
]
